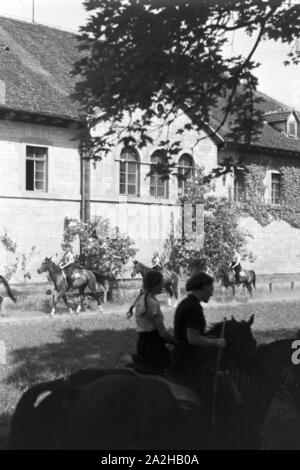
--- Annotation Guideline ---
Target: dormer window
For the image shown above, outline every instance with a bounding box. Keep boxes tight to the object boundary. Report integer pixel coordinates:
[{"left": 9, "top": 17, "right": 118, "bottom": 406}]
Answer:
[{"left": 288, "top": 121, "right": 297, "bottom": 138}]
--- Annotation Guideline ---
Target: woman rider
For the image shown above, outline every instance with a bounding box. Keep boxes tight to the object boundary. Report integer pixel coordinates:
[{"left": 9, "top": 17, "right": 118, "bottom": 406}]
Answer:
[
  {"left": 172, "top": 272, "right": 226, "bottom": 390},
  {"left": 128, "top": 270, "right": 174, "bottom": 371}
]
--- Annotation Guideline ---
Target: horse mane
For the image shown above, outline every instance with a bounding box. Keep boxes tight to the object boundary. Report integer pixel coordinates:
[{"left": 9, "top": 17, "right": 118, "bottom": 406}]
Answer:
[
  {"left": 46, "top": 259, "right": 62, "bottom": 274},
  {"left": 136, "top": 260, "right": 147, "bottom": 268},
  {"left": 206, "top": 319, "right": 230, "bottom": 337}
]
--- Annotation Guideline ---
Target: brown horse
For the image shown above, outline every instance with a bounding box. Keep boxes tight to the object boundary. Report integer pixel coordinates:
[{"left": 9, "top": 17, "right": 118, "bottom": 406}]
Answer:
[
  {"left": 0, "top": 275, "right": 17, "bottom": 310},
  {"left": 37, "top": 257, "right": 106, "bottom": 316},
  {"left": 131, "top": 260, "right": 179, "bottom": 306},
  {"left": 220, "top": 268, "right": 256, "bottom": 298}
]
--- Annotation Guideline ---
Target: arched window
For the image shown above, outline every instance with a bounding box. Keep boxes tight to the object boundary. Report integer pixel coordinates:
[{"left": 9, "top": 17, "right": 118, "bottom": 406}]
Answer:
[
  {"left": 150, "top": 150, "right": 169, "bottom": 199},
  {"left": 178, "top": 153, "right": 194, "bottom": 193},
  {"left": 119, "top": 147, "right": 139, "bottom": 196}
]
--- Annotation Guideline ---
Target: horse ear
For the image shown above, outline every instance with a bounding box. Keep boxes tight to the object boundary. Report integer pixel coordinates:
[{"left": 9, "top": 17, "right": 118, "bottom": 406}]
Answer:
[{"left": 248, "top": 314, "right": 255, "bottom": 326}]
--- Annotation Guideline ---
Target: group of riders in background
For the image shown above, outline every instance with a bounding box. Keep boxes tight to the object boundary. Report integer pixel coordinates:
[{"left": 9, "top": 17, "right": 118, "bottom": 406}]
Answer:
[{"left": 151, "top": 250, "right": 243, "bottom": 285}]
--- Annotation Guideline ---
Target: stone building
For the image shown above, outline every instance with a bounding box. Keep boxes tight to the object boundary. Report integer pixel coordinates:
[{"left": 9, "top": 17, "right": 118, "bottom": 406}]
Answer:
[{"left": 0, "top": 16, "right": 299, "bottom": 280}]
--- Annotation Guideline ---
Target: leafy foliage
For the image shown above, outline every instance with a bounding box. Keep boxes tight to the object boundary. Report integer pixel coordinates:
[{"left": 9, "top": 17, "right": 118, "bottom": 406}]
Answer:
[
  {"left": 0, "top": 229, "right": 36, "bottom": 281},
  {"left": 73, "top": 0, "right": 300, "bottom": 177},
  {"left": 62, "top": 216, "right": 137, "bottom": 285},
  {"left": 238, "top": 163, "right": 300, "bottom": 228},
  {"left": 161, "top": 169, "right": 252, "bottom": 276}
]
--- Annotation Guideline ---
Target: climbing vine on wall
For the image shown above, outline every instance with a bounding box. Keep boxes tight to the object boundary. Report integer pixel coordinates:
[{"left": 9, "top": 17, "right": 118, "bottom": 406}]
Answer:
[{"left": 237, "top": 162, "right": 300, "bottom": 228}]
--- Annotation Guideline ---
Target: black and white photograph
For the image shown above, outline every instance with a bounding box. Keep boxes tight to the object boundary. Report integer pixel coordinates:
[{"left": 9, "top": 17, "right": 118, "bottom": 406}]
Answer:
[{"left": 0, "top": 0, "right": 299, "bottom": 452}]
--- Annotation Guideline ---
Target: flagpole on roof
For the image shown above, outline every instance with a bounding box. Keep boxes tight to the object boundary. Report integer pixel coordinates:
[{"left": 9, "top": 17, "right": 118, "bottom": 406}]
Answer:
[{"left": 32, "top": 0, "right": 35, "bottom": 23}]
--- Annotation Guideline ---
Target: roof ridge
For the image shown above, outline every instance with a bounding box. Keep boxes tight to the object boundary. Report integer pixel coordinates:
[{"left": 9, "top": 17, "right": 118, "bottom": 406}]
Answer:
[
  {"left": 256, "top": 90, "right": 289, "bottom": 110},
  {"left": 0, "top": 14, "right": 79, "bottom": 36}
]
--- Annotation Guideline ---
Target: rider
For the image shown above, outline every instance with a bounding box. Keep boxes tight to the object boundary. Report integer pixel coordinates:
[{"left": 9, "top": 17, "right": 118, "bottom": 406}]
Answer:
[
  {"left": 151, "top": 252, "right": 162, "bottom": 271},
  {"left": 128, "top": 270, "right": 175, "bottom": 371},
  {"left": 59, "top": 247, "right": 75, "bottom": 287},
  {"left": 229, "top": 250, "right": 242, "bottom": 284},
  {"left": 172, "top": 272, "right": 226, "bottom": 391}
]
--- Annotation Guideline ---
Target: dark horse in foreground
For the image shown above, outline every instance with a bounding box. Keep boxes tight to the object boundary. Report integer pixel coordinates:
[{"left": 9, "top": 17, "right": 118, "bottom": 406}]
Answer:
[
  {"left": 8, "top": 317, "right": 265, "bottom": 450},
  {"left": 37, "top": 257, "right": 107, "bottom": 315},
  {"left": 219, "top": 268, "right": 256, "bottom": 298},
  {"left": 8, "top": 326, "right": 300, "bottom": 450},
  {"left": 0, "top": 275, "right": 17, "bottom": 310},
  {"left": 131, "top": 260, "right": 179, "bottom": 306}
]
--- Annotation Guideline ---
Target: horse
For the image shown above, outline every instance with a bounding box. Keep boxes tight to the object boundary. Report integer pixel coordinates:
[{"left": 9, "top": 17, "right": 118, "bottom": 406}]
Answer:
[
  {"left": 131, "top": 260, "right": 179, "bottom": 306},
  {"left": 219, "top": 268, "right": 256, "bottom": 298},
  {"left": 37, "top": 257, "right": 107, "bottom": 316},
  {"left": 0, "top": 275, "right": 17, "bottom": 310},
  {"left": 205, "top": 334, "right": 300, "bottom": 449},
  {"left": 7, "top": 317, "right": 259, "bottom": 450}
]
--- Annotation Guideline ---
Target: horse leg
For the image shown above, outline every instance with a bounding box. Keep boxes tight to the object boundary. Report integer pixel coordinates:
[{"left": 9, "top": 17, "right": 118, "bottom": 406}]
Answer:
[
  {"left": 61, "top": 293, "right": 74, "bottom": 314},
  {"left": 88, "top": 278, "right": 103, "bottom": 313},
  {"left": 232, "top": 284, "right": 235, "bottom": 298},
  {"left": 246, "top": 282, "right": 253, "bottom": 298},
  {"left": 75, "top": 286, "right": 85, "bottom": 314}
]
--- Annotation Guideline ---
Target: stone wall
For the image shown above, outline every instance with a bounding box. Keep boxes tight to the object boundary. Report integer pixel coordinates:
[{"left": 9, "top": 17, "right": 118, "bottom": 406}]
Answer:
[
  {"left": 240, "top": 216, "right": 300, "bottom": 274},
  {"left": 0, "top": 120, "right": 81, "bottom": 282}
]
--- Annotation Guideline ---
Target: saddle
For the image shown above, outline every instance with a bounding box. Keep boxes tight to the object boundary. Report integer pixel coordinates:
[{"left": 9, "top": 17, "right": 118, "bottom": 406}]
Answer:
[{"left": 126, "top": 365, "right": 202, "bottom": 411}]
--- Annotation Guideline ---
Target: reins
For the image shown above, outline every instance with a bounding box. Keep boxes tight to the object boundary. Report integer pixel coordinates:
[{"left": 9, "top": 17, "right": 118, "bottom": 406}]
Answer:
[{"left": 211, "top": 317, "right": 227, "bottom": 446}]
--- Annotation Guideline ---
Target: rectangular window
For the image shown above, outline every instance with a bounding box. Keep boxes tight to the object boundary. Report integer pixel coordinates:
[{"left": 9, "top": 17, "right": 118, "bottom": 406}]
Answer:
[
  {"left": 150, "top": 174, "right": 168, "bottom": 198},
  {"left": 26, "top": 146, "right": 48, "bottom": 192},
  {"left": 288, "top": 122, "right": 296, "bottom": 138},
  {"left": 271, "top": 173, "right": 281, "bottom": 205},
  {"left": 233, "top": 170, "right": 246, "bottom": 202},
  {"left": 119, "top": 161, "right": 138, "bottom": 196}
]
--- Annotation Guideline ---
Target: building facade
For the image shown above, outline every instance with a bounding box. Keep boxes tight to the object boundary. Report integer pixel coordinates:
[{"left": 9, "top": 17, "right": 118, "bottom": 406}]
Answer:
[{"left": 0, "top": 17, "right": 300, "bottom": 281}]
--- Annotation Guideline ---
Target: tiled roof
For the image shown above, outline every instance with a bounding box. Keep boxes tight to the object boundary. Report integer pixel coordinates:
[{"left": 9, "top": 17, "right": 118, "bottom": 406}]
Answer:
[
  {"left": 208, "top": 90, "right": 300, "bottom": 155},
  {"left": 0, "top": 16, "right": 81, "bottom": 121},
  {"left": 0, "top": 15, "right": 298, "bottom": 155},
  {"left": 263, "top": 112, "right": 291, "bottom": 123}
]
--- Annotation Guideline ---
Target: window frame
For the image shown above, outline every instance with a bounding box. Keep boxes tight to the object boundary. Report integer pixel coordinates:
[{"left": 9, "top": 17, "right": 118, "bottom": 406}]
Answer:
[
  {"left": 178, "top": 153, "right": 194, "bottom": 193},
  {"left": 270, "top": 172, "right": 281, "bottom": 206},
  {"left": 233, "top": 168, "right": 246, "bottom": 202},
  {"left": 288, "top": 121, "right": 297, "bottom": 138},
  {"left": 150, "top": 150, "right": 169, "bottom": 199},
  {"left": 119, "top": 147, "right": 140, "bottom": 197},
  {"left": 25, "top": 145, "right": 48, "bottom": 192}
]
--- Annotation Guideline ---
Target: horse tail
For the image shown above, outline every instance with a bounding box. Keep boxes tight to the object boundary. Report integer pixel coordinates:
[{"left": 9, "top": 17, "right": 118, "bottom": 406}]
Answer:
[
  {"left": 0, "top": 275, "right": 16, "bottom": 303},
  {"left": 92, "top": 270, "right": 107, "bottom": 289},
  {"left": 252, "top": 271, "right": 256, "bottom": 289}
]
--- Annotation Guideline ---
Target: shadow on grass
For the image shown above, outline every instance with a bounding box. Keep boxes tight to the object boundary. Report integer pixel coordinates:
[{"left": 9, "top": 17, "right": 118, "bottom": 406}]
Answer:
[
  {"left": 5, "top": 327, "right": 137, "bottom": 389},
  {"left": 3, "top": 324, "right": 300, "bottom": 450}
]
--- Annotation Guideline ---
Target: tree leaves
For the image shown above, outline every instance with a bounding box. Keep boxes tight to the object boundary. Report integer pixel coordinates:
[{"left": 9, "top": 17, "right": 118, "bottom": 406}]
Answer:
[
  {"left": 62, "top": 216, "right": 137, "bottom": 287},
  {"left": 72, "top": 0, "right": 300, "bottom": 171}
]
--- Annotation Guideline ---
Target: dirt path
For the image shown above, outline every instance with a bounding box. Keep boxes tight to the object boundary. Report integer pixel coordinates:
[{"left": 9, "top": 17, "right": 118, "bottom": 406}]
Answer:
[{"left": 1, "top": 287, "right": 300, "bottom": 325}]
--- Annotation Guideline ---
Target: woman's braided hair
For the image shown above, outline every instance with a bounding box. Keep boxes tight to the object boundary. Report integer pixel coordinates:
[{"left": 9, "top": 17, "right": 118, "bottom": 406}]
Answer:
[{"left": 127, "top": 270, "right": 163, "bottom": 318}]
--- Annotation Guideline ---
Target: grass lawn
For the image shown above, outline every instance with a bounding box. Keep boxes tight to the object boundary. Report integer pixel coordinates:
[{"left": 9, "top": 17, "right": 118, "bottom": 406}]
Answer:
[{"left": 0, "top": 292, "right": 300, "bottom": 449}]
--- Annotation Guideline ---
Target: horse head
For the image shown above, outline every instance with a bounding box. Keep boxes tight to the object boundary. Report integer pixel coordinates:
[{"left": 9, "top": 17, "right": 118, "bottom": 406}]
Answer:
[
  {"left": 131, "top": 260, "right": 140, "bottom": 278},
  {"left": 208, "top": 315, "right": 256, "bottom": 363},
  {"left": 37, "top": 257, "right": 52, "bottom": 274}
]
